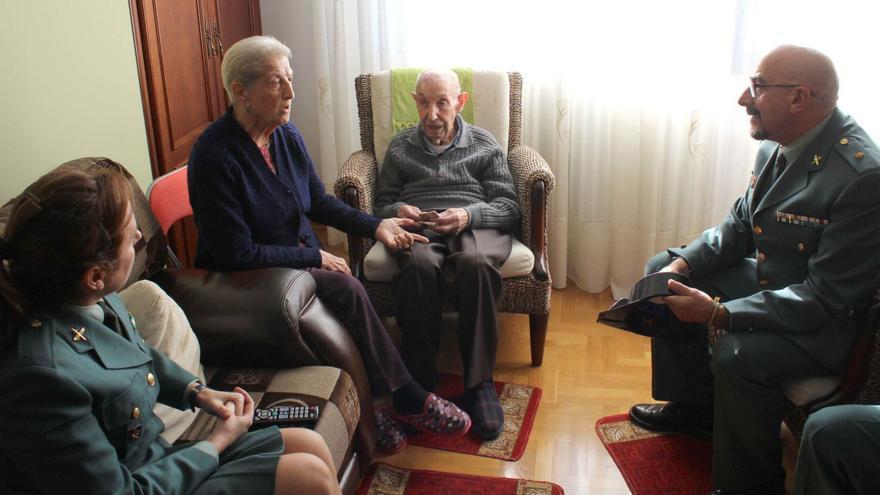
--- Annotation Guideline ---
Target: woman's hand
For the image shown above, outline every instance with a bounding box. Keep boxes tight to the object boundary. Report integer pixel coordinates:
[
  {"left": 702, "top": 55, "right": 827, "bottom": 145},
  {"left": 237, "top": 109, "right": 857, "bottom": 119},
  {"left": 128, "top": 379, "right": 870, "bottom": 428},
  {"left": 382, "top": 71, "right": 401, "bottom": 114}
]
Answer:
[
  {"left": 320, "top": 250, "right": 351, "bottom": 275},
  {"left": 375, "top": 218, "right": 428, "bottom": 252},
  {"left": 205, "top": 386, "right": 255, "bottom": 453},
  {"left": 196, "top": 387, "right": 245, "bottom": 419}
]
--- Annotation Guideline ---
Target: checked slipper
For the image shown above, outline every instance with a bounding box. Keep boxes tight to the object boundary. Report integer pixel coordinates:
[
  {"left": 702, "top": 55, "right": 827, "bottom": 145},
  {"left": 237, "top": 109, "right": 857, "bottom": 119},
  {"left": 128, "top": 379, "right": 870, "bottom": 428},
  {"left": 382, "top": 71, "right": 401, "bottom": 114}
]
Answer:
[
  {"left": 393, "top": 393, "right": 471, "bottom": 437},
  {"left": 375, "top": 410, "right": 407, "bottom": 454}
]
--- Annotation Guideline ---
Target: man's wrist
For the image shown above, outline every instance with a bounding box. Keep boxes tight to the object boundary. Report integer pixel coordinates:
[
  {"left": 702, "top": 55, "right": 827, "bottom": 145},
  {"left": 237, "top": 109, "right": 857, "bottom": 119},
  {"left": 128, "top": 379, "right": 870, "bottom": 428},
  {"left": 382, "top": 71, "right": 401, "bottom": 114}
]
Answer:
[{"left": 670, "top": 256, "right": 691, "bottom": 274}]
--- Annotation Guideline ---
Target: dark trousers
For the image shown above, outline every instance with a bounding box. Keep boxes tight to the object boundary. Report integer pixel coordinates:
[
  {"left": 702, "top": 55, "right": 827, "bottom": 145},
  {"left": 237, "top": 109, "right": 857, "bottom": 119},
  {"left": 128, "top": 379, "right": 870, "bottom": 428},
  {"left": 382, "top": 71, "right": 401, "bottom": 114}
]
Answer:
[
  {"left": 308, "top": 268, "right": 412, "bottom": 395},
  {"left": 645, "top": 251, "right": 835, "bottom": 490},
  {"left": 793, "top": 404, "right": 880, "bottom": 495},
  {"left": 392, "top": 229, "right": 512, "bottom": 390}
]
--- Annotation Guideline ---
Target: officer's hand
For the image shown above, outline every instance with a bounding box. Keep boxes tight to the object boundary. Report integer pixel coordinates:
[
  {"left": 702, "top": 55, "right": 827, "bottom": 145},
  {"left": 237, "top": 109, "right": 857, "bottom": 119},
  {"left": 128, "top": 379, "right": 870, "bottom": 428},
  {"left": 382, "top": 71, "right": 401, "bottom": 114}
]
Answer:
[
  {"left": 320, "top": 250, "right": 351, "bottom": 276},
  {"left": 663, "top": 279, "right": 714, "bottom": 324},
  {"left": 431, "top": 208, "right": 470, "bottom": 235},
  {"left": 206, "top": 387, "right": 255, "bottom": 453},
  {"left": 196, "top": 387, "right": 245, "bottom": 419}
]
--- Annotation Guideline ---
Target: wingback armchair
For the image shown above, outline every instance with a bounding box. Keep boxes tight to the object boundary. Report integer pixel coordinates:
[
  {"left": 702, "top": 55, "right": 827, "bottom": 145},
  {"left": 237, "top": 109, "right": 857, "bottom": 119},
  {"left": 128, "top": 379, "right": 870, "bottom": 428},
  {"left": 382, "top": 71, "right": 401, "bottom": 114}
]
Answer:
[{"left": 334, "top": 70, "right": 555, "bottom": 366}]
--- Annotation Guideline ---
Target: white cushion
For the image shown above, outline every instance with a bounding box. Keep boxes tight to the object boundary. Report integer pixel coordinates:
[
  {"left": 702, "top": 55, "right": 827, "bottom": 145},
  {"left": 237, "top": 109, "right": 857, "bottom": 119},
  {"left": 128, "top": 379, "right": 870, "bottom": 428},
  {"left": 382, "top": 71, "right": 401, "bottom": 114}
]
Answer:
[
  {"left": 364, "top": 238, "right": 534, "bottom": 283},
  {"left": 780, "top": 377, "right": 841, "bottom": 406},
  {"left": 370, "top": 70, "right": 511, "bottom": 168},
  {"left": 119, "top": 280, "right": 206, "bottom": 443}
]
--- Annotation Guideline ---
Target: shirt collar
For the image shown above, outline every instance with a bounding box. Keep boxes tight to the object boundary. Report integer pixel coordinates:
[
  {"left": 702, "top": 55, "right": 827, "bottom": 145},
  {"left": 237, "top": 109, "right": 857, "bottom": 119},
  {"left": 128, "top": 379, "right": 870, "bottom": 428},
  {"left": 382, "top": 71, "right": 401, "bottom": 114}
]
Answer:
[
  {"left": 408, "top": 114, "right": 473, "bottom": 154},
  {"left": 779, "top": 110, "right": 835, "bottom": 164}
]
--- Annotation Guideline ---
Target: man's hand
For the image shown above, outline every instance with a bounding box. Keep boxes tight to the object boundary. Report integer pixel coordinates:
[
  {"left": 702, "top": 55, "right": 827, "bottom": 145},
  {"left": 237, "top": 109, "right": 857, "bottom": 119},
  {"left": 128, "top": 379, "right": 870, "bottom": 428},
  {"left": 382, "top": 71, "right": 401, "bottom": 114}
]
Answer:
[
  {"left": 376, "top": 218, "right": 428, "bottom": 252},
  {"left": 431, "top": 208, "right": 470, "bottom": 235},
  {"left": 320, "top": 250, "right": 351, "bottom": 275},
  {"left": 397, "top": 205, "right": 424, "bottom": 222},
  {"left": 664, "top": 279, "right": 719, "bottom": 325},
  {"left": 660, "top": 257, "right": 691, "bottom": 275}
]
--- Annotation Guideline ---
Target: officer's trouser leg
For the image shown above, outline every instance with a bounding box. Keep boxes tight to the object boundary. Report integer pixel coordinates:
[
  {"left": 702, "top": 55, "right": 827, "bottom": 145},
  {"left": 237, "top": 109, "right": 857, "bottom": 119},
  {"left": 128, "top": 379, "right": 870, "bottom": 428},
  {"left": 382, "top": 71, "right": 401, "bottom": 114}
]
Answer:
[
  {"left": 645, "top": 251, "right": 713, "bottom": 405},
  {"left": 793, "top": 404, "right": 880, "bottom": 495}
]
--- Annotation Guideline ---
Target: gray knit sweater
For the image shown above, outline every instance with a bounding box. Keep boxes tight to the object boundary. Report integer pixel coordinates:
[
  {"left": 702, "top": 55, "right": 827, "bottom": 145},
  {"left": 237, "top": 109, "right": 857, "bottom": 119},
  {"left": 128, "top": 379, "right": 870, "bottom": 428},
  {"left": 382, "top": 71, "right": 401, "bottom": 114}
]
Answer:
[{"left": 375, "top": 115, "right": 520, "bottom": 231}]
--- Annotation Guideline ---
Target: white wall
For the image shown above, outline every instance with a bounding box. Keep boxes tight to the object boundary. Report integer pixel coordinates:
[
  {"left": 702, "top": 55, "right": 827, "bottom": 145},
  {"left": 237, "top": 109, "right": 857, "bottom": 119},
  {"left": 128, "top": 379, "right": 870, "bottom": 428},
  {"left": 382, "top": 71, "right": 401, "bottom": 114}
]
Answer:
[
  {"left": 260, "top": 0, "right": 323, "bottom": 166},
  {"left": 0, "top": 0, "right": 152, "bottom": 201}
]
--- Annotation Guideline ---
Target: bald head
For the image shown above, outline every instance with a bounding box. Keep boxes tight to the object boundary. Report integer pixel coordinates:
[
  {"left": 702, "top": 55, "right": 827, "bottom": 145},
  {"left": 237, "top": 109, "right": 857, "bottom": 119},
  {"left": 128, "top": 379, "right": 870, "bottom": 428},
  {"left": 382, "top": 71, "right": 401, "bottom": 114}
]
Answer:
[
  {"left": 761, "top": 45, "right": 839, "bottom": 110},
  {"left": 740, "top": 45, "right": 840, "bottom": 144},
  {"left": 415, "top": 69, "right": 462, "bottom": 95}
]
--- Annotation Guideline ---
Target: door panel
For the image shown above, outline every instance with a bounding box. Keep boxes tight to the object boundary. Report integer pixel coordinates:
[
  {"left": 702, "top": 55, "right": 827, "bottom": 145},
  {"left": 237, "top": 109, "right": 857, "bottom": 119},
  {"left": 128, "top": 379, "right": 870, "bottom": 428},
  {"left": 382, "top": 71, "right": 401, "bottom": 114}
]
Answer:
[{"left": 132, "top": 0, "right": 261, "bottom": 268}]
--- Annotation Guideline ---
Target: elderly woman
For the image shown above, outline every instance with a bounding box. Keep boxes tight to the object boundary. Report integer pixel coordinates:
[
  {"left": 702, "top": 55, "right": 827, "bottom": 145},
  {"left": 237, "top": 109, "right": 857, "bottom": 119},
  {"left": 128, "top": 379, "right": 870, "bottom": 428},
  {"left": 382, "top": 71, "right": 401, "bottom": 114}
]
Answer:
[
  {"left": 187, "top": 36, "right": 470, "bottom": 453},
  {"left": 0, "top": 167, "right": 339, "bottom": 494}
]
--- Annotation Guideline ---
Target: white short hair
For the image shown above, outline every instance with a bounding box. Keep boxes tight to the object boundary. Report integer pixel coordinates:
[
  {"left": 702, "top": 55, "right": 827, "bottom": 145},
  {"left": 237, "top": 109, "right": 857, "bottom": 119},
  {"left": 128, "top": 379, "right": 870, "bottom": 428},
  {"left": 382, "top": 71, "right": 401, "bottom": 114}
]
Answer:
[{"left": 221, "top": 35, "right": 291, "bottom": 102}]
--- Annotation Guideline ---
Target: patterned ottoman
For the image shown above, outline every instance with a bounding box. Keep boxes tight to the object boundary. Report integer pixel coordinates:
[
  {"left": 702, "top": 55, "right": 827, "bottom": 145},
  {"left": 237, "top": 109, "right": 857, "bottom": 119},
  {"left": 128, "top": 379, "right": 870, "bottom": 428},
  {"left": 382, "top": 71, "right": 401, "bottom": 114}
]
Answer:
[{"left": 177, "top": 365, "right": 360, "bottom": 475}]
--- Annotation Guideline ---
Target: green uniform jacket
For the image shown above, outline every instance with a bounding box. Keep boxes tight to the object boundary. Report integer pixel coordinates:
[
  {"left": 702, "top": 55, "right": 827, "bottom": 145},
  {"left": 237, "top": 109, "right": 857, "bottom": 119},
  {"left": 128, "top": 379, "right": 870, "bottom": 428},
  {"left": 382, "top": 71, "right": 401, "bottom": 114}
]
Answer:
[
  {"left": 671, "top": 108, "right": 880, "bottom": 371},
  {"left": 0, "top": 293, "right": 218, "bottom": 494}
]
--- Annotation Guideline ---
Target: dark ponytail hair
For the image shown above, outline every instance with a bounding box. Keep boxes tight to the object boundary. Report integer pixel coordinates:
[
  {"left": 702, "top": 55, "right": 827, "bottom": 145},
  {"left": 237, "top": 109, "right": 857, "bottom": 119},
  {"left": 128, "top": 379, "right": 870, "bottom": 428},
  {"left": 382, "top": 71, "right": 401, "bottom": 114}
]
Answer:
[{"left": 0, "top": 167, "right": 132, "bottom": 350}]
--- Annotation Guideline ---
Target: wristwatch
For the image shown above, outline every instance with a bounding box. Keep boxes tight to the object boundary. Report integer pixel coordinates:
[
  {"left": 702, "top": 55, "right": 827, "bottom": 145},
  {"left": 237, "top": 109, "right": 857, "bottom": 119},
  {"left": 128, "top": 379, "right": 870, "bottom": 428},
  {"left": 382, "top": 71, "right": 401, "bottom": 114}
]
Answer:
[{"left": 187, "top": 380, "right": 207, "bottom": 410}]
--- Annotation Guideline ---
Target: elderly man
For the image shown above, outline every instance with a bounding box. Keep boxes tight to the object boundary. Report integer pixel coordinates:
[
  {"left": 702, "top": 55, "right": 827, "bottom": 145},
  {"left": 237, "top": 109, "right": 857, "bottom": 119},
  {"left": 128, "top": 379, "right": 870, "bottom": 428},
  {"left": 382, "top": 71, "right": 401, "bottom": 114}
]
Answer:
[
  {"left": 374, "top": 69, "right": 520, "bottom": 439},
  {"left": 628, "top": 45, "right": 880, "bottom": 494}
]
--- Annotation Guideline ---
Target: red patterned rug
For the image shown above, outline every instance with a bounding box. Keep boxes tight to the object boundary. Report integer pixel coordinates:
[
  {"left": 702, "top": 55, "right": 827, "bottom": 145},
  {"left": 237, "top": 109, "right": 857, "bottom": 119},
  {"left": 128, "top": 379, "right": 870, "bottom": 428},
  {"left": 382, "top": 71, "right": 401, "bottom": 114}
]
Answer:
[
  {"left": 378, "top": 373, "right": 541, "bottom": 461},
  {"left": 595, "top": 414, "right": 712, "bottom": 495},
  {"left": 358, "top": 463, "right": 564, "bottom": 495}
]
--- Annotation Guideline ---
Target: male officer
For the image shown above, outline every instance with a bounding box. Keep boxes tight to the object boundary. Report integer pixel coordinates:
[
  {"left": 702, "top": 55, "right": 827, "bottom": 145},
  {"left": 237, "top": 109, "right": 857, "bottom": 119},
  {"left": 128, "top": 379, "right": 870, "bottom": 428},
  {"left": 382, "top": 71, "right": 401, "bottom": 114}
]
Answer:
[
  {"left": 628, "top": 45, "right": 880, "bottom": 494},
  {"left": 374, "top": 69, "right": 519, "bottom": 440}
]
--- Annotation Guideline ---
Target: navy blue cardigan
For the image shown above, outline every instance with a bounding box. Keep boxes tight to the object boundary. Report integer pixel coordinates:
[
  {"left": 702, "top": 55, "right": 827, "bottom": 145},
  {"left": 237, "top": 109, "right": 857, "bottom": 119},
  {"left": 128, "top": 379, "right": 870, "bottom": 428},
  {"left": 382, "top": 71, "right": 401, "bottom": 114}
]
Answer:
[{"left": 188, "top": 109, "right": 380, "bottom": 271}]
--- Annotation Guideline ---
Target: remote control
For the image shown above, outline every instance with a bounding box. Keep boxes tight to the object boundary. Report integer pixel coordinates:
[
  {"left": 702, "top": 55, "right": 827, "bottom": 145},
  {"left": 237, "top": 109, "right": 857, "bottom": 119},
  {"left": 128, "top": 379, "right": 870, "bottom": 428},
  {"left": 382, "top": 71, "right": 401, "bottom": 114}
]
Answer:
[{"left": 252, "top": 405, "right": 319, "bottom": 429}]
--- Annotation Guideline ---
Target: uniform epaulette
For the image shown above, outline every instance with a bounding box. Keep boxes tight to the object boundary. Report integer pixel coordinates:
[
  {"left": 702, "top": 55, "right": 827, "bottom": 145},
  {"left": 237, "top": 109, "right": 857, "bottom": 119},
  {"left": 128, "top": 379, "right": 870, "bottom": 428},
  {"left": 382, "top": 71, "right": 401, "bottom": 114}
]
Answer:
[
  {"left": 834, "top": 135, "right": 880, "bottom": 173},
  {"left": 16, "top": 316, "right": 56, "bottom": 367}
]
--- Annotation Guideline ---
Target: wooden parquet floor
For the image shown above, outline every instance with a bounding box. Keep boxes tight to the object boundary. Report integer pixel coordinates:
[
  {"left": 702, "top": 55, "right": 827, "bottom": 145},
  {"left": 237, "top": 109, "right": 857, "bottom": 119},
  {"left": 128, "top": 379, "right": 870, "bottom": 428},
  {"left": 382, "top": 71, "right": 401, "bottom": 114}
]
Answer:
[{"left": 380, "top": 286, "right": 648, "bottom": 495}]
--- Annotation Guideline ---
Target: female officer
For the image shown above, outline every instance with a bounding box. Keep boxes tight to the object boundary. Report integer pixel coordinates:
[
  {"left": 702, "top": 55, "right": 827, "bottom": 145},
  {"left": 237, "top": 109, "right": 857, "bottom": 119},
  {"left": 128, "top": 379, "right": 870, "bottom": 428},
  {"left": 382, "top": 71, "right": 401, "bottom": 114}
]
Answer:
[{"left": 0, "top": 167, "right": 339, "bottom": 494}]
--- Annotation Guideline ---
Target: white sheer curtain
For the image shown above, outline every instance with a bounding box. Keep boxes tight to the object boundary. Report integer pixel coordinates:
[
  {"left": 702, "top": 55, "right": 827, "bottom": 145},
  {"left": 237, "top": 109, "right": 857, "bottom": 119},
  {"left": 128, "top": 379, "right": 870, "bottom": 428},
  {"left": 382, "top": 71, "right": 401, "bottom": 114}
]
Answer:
[{"left": 302, "top": 0, "right": 880, "bottom": 296}]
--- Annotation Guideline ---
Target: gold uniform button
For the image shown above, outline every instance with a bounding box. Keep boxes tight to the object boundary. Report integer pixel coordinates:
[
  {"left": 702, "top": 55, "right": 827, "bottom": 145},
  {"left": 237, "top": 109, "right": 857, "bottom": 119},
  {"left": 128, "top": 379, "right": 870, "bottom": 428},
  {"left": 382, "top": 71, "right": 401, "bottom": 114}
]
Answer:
[
  {"left": 30, "top": 319, "right": 42, "bottom": 328},
  {"left": 754, "top": 226, "right": 763, "bottom": 235},
  {"left": 840, "top": 138, "right": 849, "bottom": 145},
  {"left": 131, "top": 407, "right": 141, "bottom": 419},
  {"left": 855, "top": 151, "right": 865, "bottom": 160},
  {"left": 757, "top": 252, "right": 766, "bottom": 262},
  {"left": 797, "top": 242, "right": 805, "bottom": 252},
  {"left": 147, "top": 373, "right": 156, "bottom": 386},
  {"left": 759, "top": 278, "right": 769, "bottom": 286}
]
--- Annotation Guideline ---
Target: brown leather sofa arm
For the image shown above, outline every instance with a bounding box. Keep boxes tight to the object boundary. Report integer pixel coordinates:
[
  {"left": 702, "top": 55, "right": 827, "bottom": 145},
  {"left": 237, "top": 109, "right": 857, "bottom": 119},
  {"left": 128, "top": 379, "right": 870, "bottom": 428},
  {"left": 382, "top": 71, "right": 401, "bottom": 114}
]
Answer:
[
  {"left": 152, "top": 266, "right": 378, "bottom": 467},
  {"left": 299, "top": 296, "right": 378, "bottom": 464},
  {"left": 151, "top": 267, "right": 322, "bottom": 368}
]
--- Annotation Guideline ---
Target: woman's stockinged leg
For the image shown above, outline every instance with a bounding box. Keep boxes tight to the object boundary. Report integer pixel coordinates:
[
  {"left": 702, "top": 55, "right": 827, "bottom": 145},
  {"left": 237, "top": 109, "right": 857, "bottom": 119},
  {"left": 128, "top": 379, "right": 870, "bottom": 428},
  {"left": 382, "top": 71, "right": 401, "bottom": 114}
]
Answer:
[{"left": 273, "top": 428, "right": 340, "bottom": 495}]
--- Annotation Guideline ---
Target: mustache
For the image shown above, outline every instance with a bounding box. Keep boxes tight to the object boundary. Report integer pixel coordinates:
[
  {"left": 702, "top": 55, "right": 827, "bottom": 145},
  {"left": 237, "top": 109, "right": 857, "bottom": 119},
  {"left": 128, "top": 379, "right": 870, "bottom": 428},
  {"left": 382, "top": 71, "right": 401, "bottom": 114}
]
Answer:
[{"left": 746, "top": 107, "right": 761, "bottom": 117}]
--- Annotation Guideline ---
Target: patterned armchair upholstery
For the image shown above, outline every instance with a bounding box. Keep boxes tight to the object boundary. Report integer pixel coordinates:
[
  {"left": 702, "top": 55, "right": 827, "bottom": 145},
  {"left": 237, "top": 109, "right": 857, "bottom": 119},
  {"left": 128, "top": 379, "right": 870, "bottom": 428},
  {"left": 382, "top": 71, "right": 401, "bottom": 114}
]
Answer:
[{"left": 334, "top": 70, "right": 555, "bottom": 366}]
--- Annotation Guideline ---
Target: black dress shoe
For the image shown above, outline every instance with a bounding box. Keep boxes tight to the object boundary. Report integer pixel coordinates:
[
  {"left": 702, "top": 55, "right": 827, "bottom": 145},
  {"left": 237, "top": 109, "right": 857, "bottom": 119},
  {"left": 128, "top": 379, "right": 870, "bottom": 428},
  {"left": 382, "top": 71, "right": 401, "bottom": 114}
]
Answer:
[{"left": 629, "top": 402, "right": 713, "bottom": 437}]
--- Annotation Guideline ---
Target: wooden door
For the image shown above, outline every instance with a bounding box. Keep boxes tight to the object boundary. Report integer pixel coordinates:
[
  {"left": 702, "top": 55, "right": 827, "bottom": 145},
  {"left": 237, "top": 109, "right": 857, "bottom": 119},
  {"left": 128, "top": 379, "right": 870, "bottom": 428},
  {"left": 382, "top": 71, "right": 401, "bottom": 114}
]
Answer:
[{"left": 131, "top": 0, "right": 261, "bottom": 267}]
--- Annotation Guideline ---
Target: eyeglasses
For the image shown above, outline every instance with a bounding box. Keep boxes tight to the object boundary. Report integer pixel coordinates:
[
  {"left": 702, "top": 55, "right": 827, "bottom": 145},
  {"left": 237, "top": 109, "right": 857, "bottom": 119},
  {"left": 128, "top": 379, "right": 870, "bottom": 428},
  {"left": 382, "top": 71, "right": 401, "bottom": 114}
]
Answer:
[{"left": 747, "top": 79, "right": 808, "bottom": 99}]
